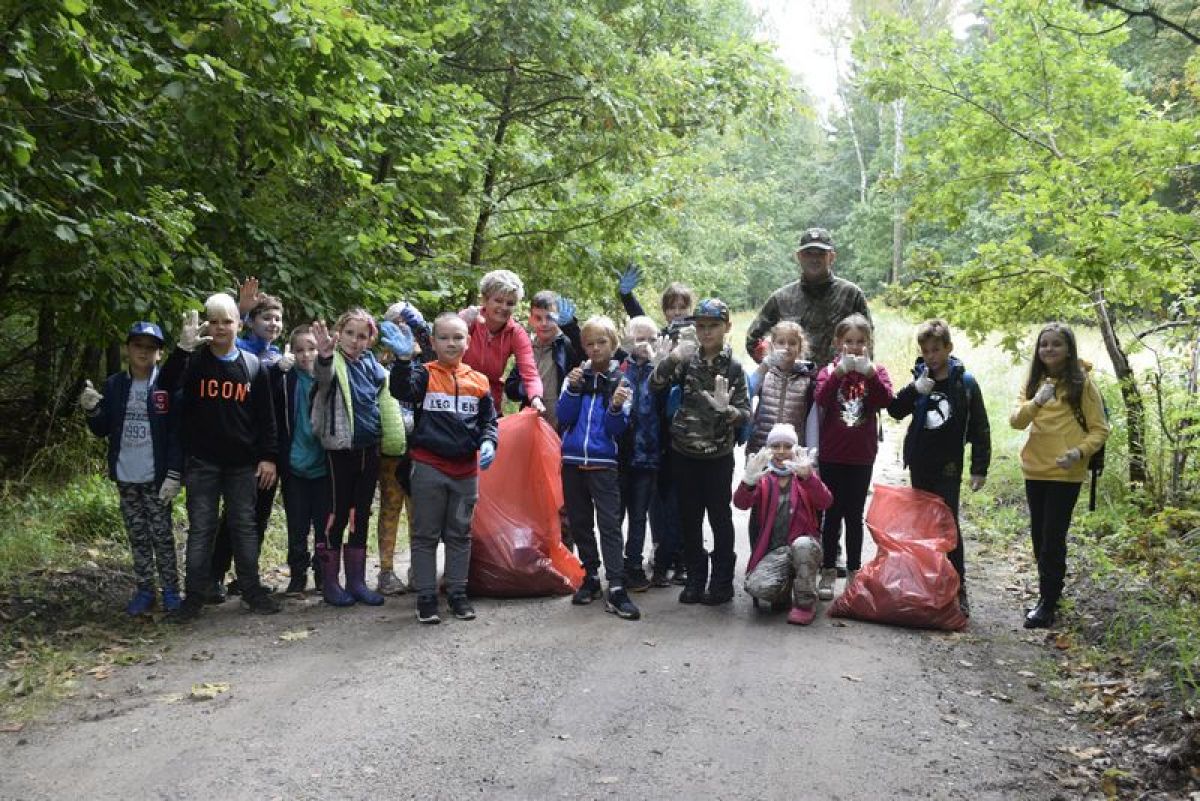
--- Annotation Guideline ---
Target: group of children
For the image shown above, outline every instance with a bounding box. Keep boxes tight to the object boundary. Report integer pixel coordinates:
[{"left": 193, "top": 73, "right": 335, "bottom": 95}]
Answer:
[{"left": 83, "top": 267, "right": 1108, "bottom": 630}]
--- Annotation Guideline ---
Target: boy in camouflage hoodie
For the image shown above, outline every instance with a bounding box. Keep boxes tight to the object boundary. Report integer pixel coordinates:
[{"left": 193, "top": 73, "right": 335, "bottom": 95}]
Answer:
[{"left": 649, "top": 298, "right": 751, "bottom": 606}]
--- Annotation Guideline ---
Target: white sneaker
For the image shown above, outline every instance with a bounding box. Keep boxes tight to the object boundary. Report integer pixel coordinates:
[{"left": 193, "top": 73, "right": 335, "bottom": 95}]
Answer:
[{"left": 817, "top": 568, "right": 837, "bottom": 601}]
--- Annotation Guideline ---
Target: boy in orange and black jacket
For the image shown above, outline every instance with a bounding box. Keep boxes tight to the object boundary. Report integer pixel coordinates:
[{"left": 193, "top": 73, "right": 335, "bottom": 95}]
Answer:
[{"left": 385, "top": 312, "right": 498, "bottom": 625}]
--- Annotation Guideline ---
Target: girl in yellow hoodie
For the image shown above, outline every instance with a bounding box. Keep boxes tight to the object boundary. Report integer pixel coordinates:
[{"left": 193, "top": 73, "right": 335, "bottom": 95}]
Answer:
[{"left": 1009, "top": 323, "right": 1110, "bottom": 629}]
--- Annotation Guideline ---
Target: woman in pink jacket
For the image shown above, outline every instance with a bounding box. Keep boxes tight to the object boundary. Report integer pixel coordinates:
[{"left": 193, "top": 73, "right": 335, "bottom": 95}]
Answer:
[
  {"left": 734, "top": 423, "right": 833, "bottom": 625},
  {"left": 461, "top": 270, "right": 545, "bottom": 415}
]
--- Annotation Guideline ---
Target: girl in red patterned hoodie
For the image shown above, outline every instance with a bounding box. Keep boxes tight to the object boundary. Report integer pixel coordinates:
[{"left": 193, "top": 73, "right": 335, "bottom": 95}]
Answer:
[{"left": 812, "top": 314, "right": 894, "bottom": 600}]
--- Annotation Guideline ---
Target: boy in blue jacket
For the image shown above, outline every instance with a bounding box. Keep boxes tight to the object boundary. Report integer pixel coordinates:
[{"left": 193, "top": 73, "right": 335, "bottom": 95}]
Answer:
[
  {"left": 558, "top": 315, "right": 639, "bottom": 620},
  {"left": 80, "top": 322, "right": 183, "bottom": 616}
]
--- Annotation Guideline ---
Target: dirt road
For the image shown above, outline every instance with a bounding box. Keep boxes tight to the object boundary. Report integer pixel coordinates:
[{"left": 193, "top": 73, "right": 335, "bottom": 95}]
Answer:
[{"left": 2, "top": 442, "right": 1098, "bottom": 800}]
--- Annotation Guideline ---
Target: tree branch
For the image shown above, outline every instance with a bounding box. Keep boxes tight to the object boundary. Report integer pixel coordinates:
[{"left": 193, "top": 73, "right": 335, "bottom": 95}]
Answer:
[
  {"left": 1084, "top": 0, "right": 1200, "bottom": 44},
  {"left": 492, "top": 195, "right": 662, "bottom": 240}
]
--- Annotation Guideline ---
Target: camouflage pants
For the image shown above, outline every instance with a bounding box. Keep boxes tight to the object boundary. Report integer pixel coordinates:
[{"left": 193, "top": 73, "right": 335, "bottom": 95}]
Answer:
[
  {"left": 743, "top": 538, "right": 822, "bottom": 608},
  {"left": 377, "top": 455, "right": 410, "bottom": 572},
  {"left": 117, "top": 481, "right": 178, "bottom": 591}
]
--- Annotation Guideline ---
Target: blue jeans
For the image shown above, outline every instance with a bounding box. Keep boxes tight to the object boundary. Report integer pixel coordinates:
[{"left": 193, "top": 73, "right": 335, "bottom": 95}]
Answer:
[
  {"left": 183, "top": 457, "right": 264, "bottom": 598},
  {"left": 619, "top": 466, "right": 657, "bottom": 571}
]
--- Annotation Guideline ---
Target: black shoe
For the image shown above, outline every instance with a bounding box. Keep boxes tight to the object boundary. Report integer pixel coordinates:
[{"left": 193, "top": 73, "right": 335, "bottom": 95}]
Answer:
[
  {"left": 958, "top": 586, "right": 971, "bottom": 618},
  {"left": 572, "top": 576, "right": 602, "bottom": 606},
  {"left": 671, "top": 566, "right": 689, "bottom": 586},
  {"left": 205, "top": 581, "right": 226, "bottom": 605},
  {"left": 1023, "top": 600, "right": 1056, "bottom": 629},
  {"left": 285, "top": 574, "right": 307, "bottom": 598},
  {"left": 649, "top": 569, "right": 672, "bottom": 588},
  {"left": 447, "top": 592, "right": 476, "bottom": 621},
  {"left": 678, "top": 585, "right": 705, "bottom": 604},
  {"left": 416, "top": 593, "right": 441, "bottom": 624},
  {"left": 241, "top": 590, "right": 281, "bottom": 615},
  {"left": 226, "top": 578, "right": 242, "bottom": 597},
  {"left": 167, "top": 595, "right": 204, "bottom": 624},
  {"left": 625, "top": 567, "right": 651, "bottom": 593},
  {"left": 605, "top": 588, "right": 641, "bottom": 620},
  {"left": 701, "top": 585, "right": 735, "bottom": 606}
]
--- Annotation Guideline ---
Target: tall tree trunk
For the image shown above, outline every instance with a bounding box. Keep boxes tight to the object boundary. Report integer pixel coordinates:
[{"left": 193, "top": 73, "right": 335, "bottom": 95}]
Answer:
[
  {"left": 469, "top": 65, "right": 518, "bottom": 267},
  {"left": 1092, "top": 289, "right": 1148, "bottom": 486},
  {"left": 890, "top": 98, "right": 906, "bottom": 284}
]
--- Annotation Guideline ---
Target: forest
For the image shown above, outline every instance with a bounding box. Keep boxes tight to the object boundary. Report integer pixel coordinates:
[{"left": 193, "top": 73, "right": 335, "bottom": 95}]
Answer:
[{"left": 1, "top": 0, "right": 1199, "bottom": 790}]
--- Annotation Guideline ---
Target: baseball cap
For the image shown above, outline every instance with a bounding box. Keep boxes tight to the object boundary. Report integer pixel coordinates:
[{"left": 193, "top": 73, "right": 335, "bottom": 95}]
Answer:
[
  {"left": 798, "top": 227, "right": 834, "bottom": 251},
  {"left": 693, "top": 298, "right": 730, "bottom": 322},
  {"left": 126, "top": 321, "right": 164, "bottom": 347}
]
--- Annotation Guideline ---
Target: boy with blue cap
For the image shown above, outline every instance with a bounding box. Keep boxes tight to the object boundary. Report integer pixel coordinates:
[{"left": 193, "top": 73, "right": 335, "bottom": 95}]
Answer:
[{"left": 80, "top": 322, "right": 183, "bottom": 616}]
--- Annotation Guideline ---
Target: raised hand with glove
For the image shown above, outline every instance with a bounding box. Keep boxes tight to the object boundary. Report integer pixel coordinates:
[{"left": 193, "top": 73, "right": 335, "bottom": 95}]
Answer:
[
  {"left": 616, "top": 263, "right": 642, "bottom": 295},
  {"left": 277, "top": 344, "right": 295, "bottom": 373},
  {"left": 671, "top": 325, "right": 698, "bottom": 362},
  {"left": 742, "top": 448, "right": 771, "bottom": 486},
  {"left": 701, "top": 374, "right": 732, "bottom": 414},
  {"left": 79, "top": 379, "right": 103, "bottom": 413},
  {"left": 379, "top": 320, "right": 414, "bottom": 359},
  {"left": 914, "top": 365, "right": 935, "bottom": 395},
  {"left": 1032, "top": 380, "right": 1056, "bottom": 407},
  {"left": 554, "top": 296, "right": 576, "bottom": 328},
  {"left": 178, "top": 309, "right": 212, "bottom": 353}
]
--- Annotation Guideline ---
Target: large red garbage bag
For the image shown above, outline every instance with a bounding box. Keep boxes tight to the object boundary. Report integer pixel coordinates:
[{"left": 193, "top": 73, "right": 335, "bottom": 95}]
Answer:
[
  {"left": 828, "top": 484, "right": 968, "bottom": 631},
  {"left": 469, "top": 410, "right": 585, "bottom": 596}
]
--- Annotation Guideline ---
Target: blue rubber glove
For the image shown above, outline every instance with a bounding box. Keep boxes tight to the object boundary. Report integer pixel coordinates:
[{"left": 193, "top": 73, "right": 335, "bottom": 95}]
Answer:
[
  {"left": 555, "top": 296, "right": 576, "bottom": 327},
  {"left": 479, "top": 441, "right": 496, "bottom": 470},
  {"left": 617, "top": 263, "right": 642, "bottom": 295},
  {"left": 380, "top": 320, "right": 414, "bottom": 358},
  {"left": 395, "top": 301, "right": 426, "bottom": 331}
]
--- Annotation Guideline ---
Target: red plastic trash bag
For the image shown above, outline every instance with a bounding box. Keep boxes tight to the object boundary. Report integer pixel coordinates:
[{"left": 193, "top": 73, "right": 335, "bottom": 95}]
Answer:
[
  {"left": 828, "top": 484, "right": 968, "bottom": 631},
  {"left": 469, "top": 409, "right": 585, "bottom": 596}
]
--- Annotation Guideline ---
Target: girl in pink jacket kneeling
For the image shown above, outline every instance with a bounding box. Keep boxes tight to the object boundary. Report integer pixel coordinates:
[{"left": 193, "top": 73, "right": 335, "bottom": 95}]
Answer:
[{"left": 734, "top": 423, "right": 833, "bottom": 625}]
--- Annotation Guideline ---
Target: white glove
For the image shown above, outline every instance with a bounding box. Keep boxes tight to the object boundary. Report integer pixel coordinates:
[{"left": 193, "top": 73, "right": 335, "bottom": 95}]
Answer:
[
  {"left": 178, "top": 310, "right": 212, "bottom": 352},
  {"left": 852, "top": 355, "right": 873, "bottom": 375},
  {"left": 460, "top": 305, "right": 481, "bottom": 327},
  {"left": 479, "top": 441, "right": 496, "bottom": 469},
  {"left": 785, "top": 446, "right": 816, "bottom": 479},
  {"left": 765, "top": 348, "right": 786, "bottom": 369},
  {"left": 837, "top": 352, "right": 855, "bottom": 375},
  {"left": 701, "top": 375, "right": 731, "bottom": 413},
  {"left": 78, "top": 380, "right": 103, "bottom": 412},
  {"left": 914, "top": 367, "right": 935, "bottom": 395},
  {"left": 1033, "top": 380, "right": 1056, "bottom": 406},
  {"left": 743, "top": 449, "right": 771, "bottom": 486},
  {"left": 158, "top": 474, "right": 182, "bottom": 503},
  {"left": 277, "top": 344, "right": 295, "bottom": 373},
  {"left": 672, "top": 325, "right": 698, "bottom": 362},
  {"left": 651, "top": 335, "right": 672, "bottom": 366},
  {"left": 1055, "top": 448, "right": 1082, "bottom": 468}
]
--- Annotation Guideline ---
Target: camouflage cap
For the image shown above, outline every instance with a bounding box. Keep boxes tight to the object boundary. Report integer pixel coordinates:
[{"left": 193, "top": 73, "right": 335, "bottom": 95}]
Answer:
[
  {"left": 798, "top": 227, "right": 834, "bottom": 251},
  {"left": 693, "top": 298, "right": 730, "bottom": 322}
]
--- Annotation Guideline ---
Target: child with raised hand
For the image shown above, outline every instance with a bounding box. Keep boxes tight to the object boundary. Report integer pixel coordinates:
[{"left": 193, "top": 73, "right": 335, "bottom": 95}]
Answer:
[
  {"left": 159, "top": 295, "right": 280, "bottom": 621},
  {"left": 812, "top": 313, "right": 894, "bottom": 601},
  {"left": 310, "top": 309, "right": 389, "bottom": 608},
  {"left": 373, "top": 302, "right": 422, "bottom": 597},
  {"left": 386, "top": 313, "right": 497, "bottom": 624},
  {"left": 559, "top": 315, "right": 638, "bottom": 620},
  {"left": 615, "top": 264, "right": 696, "bottom": 587},
  {"left": 735, "top": 424, "right": 833, "bottom": 625},
  {"left": 505, "top": 290, "right": 583, "bottom": 431},
  {"left": 81, "top": 322, "right": 183, "bottom": 616},
  {"left": 650, "top": 298, "right": 752, "bottom": 606},
  {"left": 887, "top": 319, "right": 991, "bottom": 617},
  {"left": 270, "top": 325, "right": 330, "bottom": 597},
  {"left": 1009, "top": 322, "right": 1109, "bottom": 629},
  {"left": 617, "top": 315, "right": 669, "bottom": 591}
]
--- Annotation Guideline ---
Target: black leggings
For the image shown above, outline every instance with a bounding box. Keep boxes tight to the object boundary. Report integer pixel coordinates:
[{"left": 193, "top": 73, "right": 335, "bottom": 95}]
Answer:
[
  {"left": 820, "top": 462, "right": 874, "bottom": 571},
  {"left": 1025, "top": 479, "right": 1082, "bottom": 603},
  {"left": 323, "top": 447, "right": 381, "bottom": 548}
]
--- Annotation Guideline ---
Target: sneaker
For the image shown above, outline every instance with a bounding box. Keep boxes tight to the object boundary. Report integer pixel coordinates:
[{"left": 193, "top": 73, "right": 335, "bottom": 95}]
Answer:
[
  {"left": 649, "top": 569, "right": 672, "bottom": 588},
  {"left": 377, "top": 569, "right": 408, "bottom": 596},
  {"left": 125, "top": 589, "right": 157, "bottom": 617},
  {"left": 605, "top": 588, "right": 641, "bottom": 620},
  {"left": 625, "top": 567, "right": 651, "bottom": 593},
  {"left": 447, "top": 592, "right": 476, "bottom": 621},
  {"left": 571, "top": 576, "right": 602, "bottom": 606},
  {"left": 284, "top": 574, "right": 307, "bottom": 598},
  {"left": 167, "top": 595, "right": 204, "bottom": 624},
  {"left": 241, "top": 590, "right": 281, "bottom": 615},
  {"left": 957, "top": 586, "right": 971, "bottom": 618},
  {"left": 416, "top": 594, "right": 441, "bottom": 624},
  {"left": 161, "top": 587, "right": 182, "bottom": 613},
  {"left": 787, "top": 605, "right": 816, "bottom": 626},
  {"left": 817, "top": 568, "right": 837, "bottom": 601}
]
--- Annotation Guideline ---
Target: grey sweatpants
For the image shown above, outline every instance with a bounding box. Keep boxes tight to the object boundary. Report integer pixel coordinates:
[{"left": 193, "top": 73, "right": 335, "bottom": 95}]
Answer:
[
  {"left": 409, "top": 461, "right": 478, "bottom": 596},
  {"left": 744, "top": 538, "right": 823, "bottom": 608}
]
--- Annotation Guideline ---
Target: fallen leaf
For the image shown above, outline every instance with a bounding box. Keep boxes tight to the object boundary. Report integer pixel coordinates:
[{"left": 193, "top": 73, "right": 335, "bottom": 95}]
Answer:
[
  {"left": 189, "top": 682, "right": 230, "bottom": 701},
  {"left": 0, "top": 722, "right": 24, "bottom": 733},
  {"left": 279, "top": 630, "right": 311, "bottom": 642},
  {"left": 1017, "top": 670, "right": 1037, "bottom": 678},
  {"left": 87, "top": 665, "right": 114, "bottom": 681}
]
